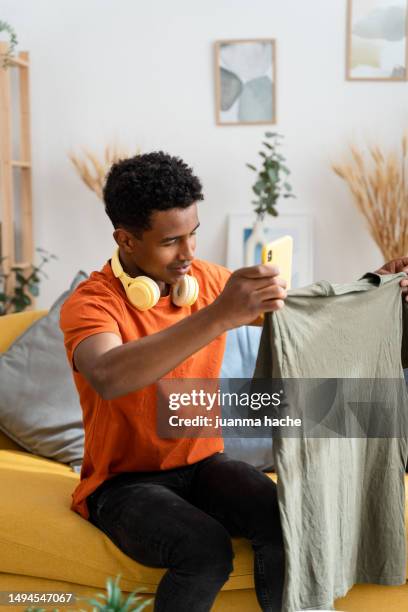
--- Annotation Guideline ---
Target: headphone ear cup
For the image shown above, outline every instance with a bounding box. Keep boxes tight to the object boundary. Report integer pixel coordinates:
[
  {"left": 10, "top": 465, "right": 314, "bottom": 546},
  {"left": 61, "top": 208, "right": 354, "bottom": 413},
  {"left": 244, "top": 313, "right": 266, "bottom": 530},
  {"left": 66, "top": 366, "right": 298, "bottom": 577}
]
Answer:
[
  {"left": 172, "top": 275, "right": 199, "bottom": 307},
  {"left": 184, "top": 275, "right": 199, "bottom": 306},
  {"left": 191, "top": 276, "right": 199, "bottom": 305},
  {"left": 127, "top": 276, "right": 161, "bottom": 310}
]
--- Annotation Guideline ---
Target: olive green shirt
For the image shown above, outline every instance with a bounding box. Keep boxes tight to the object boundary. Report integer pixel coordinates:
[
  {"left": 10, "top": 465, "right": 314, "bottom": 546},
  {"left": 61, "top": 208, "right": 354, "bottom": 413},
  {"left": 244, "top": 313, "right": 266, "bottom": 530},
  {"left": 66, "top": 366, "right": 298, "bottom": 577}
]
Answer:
[{"left": 254, "top": 272, "right": 408, "bottom": 612}]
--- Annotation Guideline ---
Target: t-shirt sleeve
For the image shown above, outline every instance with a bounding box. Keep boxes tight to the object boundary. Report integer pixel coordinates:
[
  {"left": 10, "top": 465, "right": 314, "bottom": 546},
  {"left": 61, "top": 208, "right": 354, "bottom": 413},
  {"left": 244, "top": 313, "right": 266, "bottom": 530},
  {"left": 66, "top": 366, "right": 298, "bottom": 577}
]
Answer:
[{"left": 59, "top": 285, "right": 124, "bottom": 371}]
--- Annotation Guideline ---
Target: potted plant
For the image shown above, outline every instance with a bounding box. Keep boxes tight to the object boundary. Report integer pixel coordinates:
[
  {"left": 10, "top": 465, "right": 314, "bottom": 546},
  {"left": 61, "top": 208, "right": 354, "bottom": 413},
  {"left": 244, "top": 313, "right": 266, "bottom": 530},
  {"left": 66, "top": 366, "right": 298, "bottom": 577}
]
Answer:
[
  {"left": 0, "top": 247, "right": 57, "bottom": 315},
  {"left": 245, "top": 132, "right": 295, "bottom": 265},
  {"left": 25, "top": 573, "right": 153, "bottom": 612}
]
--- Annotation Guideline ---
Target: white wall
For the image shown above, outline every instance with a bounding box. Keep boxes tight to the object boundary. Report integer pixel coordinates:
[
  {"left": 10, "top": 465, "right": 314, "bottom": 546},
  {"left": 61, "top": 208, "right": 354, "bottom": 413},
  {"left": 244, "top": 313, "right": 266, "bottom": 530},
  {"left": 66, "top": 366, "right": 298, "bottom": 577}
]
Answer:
[{"left": 1, "top": 0, "right": 408, "bottom": 308}]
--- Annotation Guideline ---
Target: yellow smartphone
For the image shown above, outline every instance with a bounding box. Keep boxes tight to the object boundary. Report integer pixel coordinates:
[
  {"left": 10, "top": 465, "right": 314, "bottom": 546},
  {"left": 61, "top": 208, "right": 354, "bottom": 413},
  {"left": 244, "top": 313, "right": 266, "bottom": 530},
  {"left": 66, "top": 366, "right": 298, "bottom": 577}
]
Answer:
[{"left": 261, "top": 235, "right": 293, "bottom": 290}]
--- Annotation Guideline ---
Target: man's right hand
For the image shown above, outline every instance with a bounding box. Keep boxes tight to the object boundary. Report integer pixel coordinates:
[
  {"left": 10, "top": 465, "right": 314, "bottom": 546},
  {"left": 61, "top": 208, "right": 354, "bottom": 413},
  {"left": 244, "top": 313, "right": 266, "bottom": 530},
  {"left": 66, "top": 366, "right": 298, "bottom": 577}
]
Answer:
[{"left": 212, "top": 264, "right": 287, "bottom": 330}]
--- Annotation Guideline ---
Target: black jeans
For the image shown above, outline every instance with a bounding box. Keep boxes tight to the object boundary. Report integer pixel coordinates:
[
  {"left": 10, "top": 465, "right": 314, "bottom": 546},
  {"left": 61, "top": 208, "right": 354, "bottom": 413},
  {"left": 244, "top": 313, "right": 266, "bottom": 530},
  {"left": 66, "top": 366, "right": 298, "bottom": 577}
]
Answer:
[{"left": 86, "top": 452, "right": 285, "bottom": 612}]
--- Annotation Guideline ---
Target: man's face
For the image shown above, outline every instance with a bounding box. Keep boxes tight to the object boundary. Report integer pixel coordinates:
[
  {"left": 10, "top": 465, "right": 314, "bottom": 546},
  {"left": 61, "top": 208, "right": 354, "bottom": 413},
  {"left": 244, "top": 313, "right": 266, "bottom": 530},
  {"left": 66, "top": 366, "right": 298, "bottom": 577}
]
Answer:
[{"left": 116, "top": 203, "right": 199, "bottom": 285}]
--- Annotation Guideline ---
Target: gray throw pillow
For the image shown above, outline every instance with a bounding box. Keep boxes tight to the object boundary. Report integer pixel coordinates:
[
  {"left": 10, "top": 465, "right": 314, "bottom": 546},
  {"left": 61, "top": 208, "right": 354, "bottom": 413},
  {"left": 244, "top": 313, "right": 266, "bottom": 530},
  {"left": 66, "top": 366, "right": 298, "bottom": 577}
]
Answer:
[{"left": 0, "top": 271, "right": 87, "bottom": 466}]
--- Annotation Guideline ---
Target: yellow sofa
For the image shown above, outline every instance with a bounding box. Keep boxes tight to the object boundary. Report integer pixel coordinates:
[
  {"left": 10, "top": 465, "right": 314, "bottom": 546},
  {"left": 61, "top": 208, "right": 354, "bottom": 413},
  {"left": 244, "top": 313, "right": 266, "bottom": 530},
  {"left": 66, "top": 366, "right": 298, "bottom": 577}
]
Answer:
[{"left": 0, "top": 311, "right": 407, "bottom": 611}]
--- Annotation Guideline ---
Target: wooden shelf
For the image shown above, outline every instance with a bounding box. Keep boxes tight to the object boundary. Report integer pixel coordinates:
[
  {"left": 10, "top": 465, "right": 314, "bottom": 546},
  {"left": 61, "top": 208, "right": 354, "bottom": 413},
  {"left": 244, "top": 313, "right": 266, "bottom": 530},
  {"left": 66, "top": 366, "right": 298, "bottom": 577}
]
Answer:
[
  {"left": 11, "top": 160, "right": 31, "bottom": 168},
  {"left": 13, "top": 262, "right": 31, "bottom": 270},
  {"left": 6, "top": 56, "right": 29, "bottom": 68},
  {"left": 0, "top": 43, "right": 34, "bottom": 308}
]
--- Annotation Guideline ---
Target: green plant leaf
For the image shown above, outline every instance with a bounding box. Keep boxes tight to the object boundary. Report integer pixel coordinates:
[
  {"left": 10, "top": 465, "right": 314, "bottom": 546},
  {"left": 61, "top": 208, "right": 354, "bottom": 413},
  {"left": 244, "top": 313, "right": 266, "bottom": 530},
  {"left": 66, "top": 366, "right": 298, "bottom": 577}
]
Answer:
[
  {"left": 83, "top": 597, "right": 106, "bottom": 608},
  {"left": 265, "top": 158, "right": 279, "bottom": 169},
  {"left": 121, "top": 592, "right": 145, "bottom": 612},
  {"left": 258, "top": 151, "right": 266, "bottom": 158},
  {"left": 16, "top": 272, "right": 27, "bottom": 284},
  {"left": 264, "top": 131, "right": 277, "bottom": 138},
  {"left": 284, "top": 182, "right": 292, "bottom": 191},
  {"left": 267, "top": 168, "right": 278, "bottom": 183},
  {"left": 253, "top": 180, "right": 265, "bottom": 195},
  {"left": 262, "top": 141, "right": 273, "bottom": 150},
  {"left": 111, "top": 575, "right": 122, "bottom": 608},
  {"left": 0, "top": 21, "right": 18, "bottom": 68},
  {"left": 133, "top": 599, "right": 154, "bottom": 611},
  {"left": 28, "top": 284, "right": 40, "bottom": 297},
  {"left": 246, "top": 163, "right": 257, "bottom": 171},
  {"left": 106, "top": 575, "right": 114, "bottom": 602}
]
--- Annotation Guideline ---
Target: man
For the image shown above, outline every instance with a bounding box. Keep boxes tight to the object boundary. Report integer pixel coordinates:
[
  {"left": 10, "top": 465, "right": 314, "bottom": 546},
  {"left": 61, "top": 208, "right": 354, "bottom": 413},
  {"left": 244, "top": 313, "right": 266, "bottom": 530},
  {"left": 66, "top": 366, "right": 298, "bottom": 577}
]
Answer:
[{"left": 60, "top": 152, "right": 408, "bottom": 612}]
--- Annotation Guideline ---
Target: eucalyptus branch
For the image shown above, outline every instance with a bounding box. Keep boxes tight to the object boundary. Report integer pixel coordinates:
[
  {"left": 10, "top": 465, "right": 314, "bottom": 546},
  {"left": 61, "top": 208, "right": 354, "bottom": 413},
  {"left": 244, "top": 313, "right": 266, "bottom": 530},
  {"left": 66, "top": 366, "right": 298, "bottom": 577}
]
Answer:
[{"left": 246, "top": 131, "right": 295, "bottom": 220}]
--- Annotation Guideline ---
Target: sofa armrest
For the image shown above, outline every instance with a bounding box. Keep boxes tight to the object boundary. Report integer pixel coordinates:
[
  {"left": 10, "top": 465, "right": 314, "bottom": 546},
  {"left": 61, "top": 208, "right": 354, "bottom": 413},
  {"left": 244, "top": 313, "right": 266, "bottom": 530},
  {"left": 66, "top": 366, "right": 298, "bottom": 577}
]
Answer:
[{"left": 0, "top": 310, "right": 48, "bottom": 353}]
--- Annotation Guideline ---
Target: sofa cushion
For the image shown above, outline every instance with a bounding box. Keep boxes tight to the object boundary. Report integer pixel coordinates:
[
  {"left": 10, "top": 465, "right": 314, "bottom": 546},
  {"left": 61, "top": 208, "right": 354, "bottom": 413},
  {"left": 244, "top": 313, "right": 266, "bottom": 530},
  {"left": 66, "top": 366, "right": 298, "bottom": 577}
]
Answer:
[
  {"left": 1, "top": 449, "right": 407, "bottom": 590},
  {"left": 0, "top": 272, "right": 87, "bottom": 466},
  {"left": 0, "top": 449, "right": 275, "bottom": 592},
  {"left": 221, "top": 326, "right": 275, "bottom": 471},
  {"left": 221, "top": 326, "right": 262, "bottom": 379}
]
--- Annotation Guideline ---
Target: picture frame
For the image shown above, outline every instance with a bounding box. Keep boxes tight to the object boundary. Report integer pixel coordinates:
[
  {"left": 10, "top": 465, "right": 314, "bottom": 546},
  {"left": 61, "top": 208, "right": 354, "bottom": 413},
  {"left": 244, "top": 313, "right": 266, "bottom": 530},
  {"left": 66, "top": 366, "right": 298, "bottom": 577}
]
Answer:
[
  {"left": 214, "top": 38, "right": 276, "bottom": 125},
  {"left": 346, "top": 0, "right": 408, "bottom": 81},
  {"left": 227, "top": 212, "right": 314, "bottom": 289}
]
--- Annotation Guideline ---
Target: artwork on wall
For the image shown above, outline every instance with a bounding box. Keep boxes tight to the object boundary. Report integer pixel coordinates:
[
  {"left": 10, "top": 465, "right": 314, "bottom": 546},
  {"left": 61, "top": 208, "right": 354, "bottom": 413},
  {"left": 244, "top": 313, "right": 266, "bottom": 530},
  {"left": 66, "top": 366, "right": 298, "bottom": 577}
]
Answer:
[
  {"left": 214, "top": 39, "right": 276, "bottom": 125},
  {"left": 346, "top": 0, "right": 408, "bottom": 80},
  {"left": 227, "top": 213, "right": 314, "bottom": 289}
]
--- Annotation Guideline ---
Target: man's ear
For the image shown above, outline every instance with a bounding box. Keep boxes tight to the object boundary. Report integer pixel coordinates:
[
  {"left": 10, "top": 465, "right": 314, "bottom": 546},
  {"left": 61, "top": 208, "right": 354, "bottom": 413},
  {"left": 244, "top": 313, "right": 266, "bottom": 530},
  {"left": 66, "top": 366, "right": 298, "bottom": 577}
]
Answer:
[{"left": 113, "top": 228, "right": 138, "bottom": 253}]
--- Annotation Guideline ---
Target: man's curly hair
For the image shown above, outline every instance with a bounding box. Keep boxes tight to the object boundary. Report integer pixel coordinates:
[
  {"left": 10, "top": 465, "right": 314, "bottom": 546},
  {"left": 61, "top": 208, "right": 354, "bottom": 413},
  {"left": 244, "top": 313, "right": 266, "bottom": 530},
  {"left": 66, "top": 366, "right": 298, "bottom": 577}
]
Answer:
[{"left": 103, "top": 151, "right": 204, "bottom": 234}]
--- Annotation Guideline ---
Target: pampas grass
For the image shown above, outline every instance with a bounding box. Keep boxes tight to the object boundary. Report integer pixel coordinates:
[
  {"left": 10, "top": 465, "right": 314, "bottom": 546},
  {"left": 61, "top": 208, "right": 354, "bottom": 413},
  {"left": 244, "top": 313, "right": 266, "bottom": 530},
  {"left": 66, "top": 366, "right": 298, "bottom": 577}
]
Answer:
[
  {"left": 333, "top": 135, "right": 408, "bottom": 261},
  {"left": 69, "top": 144, "right": 139, "bottom": 200}
]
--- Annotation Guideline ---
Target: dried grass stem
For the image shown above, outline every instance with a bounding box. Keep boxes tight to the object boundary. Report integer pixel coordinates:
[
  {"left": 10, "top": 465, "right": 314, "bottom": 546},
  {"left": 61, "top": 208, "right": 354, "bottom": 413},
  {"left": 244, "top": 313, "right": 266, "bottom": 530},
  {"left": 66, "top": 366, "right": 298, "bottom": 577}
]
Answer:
[{"left": 333, "top": 135, "right": 408, "bottom": 260}]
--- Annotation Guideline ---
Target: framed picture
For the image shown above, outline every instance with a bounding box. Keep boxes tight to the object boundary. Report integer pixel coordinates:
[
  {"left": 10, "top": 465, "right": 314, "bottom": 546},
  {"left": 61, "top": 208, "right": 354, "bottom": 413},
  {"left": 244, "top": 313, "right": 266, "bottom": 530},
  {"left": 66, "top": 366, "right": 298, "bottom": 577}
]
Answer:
[
  {"left": 346, "top": 0, "right": 408, "bottom": 80},
  {"left": 227, "top": 213, "right": 314, "bottom": 289},
  {"left": 214, "top": 39, "right": 276, "bottom": 125}
]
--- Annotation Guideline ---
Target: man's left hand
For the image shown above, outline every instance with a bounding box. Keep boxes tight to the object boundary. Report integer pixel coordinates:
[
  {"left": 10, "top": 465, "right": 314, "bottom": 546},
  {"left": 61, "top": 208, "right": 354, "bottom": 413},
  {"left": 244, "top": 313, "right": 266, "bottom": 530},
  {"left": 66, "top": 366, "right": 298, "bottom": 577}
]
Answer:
[{"left": 375, "top": 257, "right": 408, "bottom": 302}]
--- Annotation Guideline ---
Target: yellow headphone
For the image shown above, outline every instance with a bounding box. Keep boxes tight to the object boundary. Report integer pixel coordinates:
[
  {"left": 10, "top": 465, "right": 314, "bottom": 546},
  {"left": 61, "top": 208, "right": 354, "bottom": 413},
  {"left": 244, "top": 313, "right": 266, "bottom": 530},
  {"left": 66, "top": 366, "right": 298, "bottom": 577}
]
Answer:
[{"left": 111, "top": 248, "right": 199, "bottom": 311}]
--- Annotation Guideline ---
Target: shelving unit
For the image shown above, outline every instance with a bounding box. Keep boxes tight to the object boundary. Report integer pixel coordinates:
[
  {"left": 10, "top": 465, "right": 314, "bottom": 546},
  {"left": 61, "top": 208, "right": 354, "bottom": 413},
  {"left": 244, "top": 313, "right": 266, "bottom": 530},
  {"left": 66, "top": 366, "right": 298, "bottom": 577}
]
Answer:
[{"left": 0, "top": 41, "right": 33, "bottom": 300}]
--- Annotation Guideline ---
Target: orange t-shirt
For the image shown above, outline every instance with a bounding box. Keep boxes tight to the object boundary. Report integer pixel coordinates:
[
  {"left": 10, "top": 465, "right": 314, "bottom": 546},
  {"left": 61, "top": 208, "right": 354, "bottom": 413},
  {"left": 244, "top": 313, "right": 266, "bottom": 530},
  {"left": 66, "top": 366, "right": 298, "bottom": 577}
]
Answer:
[{"left": 60, "top": 258, "right": 231, "bottom": 520}]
